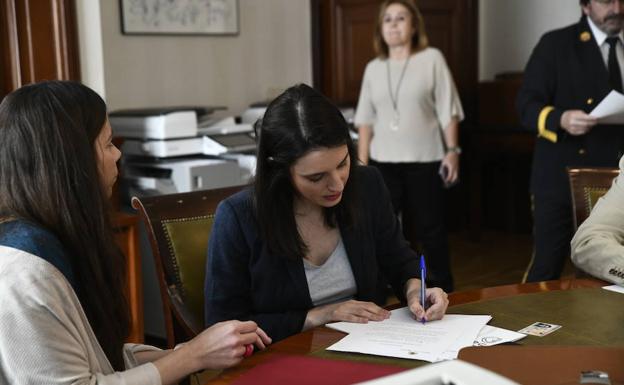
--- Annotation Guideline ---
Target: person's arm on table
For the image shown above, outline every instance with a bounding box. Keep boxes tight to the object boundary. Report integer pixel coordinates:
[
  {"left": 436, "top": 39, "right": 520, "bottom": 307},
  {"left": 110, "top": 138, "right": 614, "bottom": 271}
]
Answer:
[
  {"left": 204, "top": 200, "right": 308, "bottom": 342},
  {"left": 303, "top": 300, "right": 390, "bottom": 330},
  {"left": 147, "top": 321, "right": 270, "bottom": 385},
  {"left": 571, "top": 157, "right": 624, "bottom": 284},
  {"left": 404, "top": 278, "right": 448, "bottom": 322},
  {"left": 366, "top": 167, "right": 449, "bottom": 318}
]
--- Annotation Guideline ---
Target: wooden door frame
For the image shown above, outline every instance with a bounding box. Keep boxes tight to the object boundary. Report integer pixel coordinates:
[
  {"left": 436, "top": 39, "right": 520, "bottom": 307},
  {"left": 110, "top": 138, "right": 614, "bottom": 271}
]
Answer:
[
  {"left": 0, "top": 0, "right": 20, "bottom": 95},
  {"left": 0, "top": 0, "right": 80, "bottom": 99}
]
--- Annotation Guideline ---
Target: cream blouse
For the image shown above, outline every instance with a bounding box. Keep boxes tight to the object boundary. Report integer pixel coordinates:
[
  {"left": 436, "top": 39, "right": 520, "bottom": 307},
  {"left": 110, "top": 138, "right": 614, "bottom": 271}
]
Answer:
[{"left": 354, "top": 47, "right": 464, "bottom": 163}]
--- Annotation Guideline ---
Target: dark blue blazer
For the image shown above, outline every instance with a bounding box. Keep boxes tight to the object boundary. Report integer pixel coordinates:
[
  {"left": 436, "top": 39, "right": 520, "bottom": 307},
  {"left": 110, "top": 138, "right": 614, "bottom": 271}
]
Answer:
[
  {"left": 204, "top": 166, "right": 420, "bottom": 342},
  {"left": 517, "top": 16, "right": 624, "bottom": 196}
]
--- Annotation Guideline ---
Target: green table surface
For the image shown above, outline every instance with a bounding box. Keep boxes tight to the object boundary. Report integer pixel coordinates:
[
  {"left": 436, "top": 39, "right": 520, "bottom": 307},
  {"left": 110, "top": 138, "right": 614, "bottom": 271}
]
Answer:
[{"left": 312, "top": 287, "right": 624, "bottom": 367}]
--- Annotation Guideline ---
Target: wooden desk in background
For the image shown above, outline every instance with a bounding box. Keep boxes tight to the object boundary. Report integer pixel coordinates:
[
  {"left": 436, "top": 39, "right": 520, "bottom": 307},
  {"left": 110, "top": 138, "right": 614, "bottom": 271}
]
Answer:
[
  {"left": 112, "top": 211, "right": 144, "bottom": 343},
  {"left": 200, "top": 278, "right": 615, "bottom": 384}
]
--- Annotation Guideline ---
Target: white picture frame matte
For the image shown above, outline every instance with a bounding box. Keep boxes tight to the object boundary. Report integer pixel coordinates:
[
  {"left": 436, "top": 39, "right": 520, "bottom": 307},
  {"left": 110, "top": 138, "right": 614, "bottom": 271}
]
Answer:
[{"left": 120, "top": 0, "right": 239, "bottom": 35}]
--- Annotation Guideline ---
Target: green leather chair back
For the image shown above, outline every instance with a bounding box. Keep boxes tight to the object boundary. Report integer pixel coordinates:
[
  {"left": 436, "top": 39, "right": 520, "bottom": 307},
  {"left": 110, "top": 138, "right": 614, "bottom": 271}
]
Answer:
[
  {"left": 163, "top": 216, "right": 215, "bottom": 328},
  {"left": 132, "top": 185, "right": 243, "bottom": 348}
]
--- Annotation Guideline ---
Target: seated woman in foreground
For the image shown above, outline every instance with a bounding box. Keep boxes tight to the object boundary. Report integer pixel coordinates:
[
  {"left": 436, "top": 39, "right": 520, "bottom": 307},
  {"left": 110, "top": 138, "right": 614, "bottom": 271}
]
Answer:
[
  {"left": 571, "top": 156, "right": 624, "bottom": 284},
  {"left": 204, "top": 83, "right": 449, "bottom": 342},
  {"left": 0, "top": 81, "right": 270, "bottom": 385}
]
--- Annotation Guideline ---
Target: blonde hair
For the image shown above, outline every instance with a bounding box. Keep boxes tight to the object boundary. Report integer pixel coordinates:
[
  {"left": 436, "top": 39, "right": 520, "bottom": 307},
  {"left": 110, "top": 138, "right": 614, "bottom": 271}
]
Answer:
[{"left": 373, "top": 0, "right": 429, "bottom": 59}]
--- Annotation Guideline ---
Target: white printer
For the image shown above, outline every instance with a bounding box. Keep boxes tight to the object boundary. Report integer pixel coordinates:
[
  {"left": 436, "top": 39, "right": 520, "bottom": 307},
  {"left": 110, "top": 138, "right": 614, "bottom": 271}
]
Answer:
[
  {"left": 109, "top": 107, "right": 219, "bottom": 139},
  {"left": 111, "top": 108, "right": 257, "bottom": 158},
  {"left": 199, "top": 116, "right": 256, "bottom": 156},
  {"left": 112, "top": 107, "right": 255, "bottom": 195},
  {"left": 124, "top": 157, "right": 243, "bottom": 195}
]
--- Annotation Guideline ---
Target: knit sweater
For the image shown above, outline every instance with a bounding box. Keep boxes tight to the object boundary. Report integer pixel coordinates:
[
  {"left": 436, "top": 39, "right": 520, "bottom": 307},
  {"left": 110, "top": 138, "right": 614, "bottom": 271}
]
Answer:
[{"left": 0, "top": 245, "right": 161, "bottom": 385}]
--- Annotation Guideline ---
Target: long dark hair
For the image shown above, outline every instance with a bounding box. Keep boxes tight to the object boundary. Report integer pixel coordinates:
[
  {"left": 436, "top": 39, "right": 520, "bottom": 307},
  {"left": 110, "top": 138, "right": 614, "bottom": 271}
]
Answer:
[
  {"left": 253, "top": 83, "right": 358, "bottom": 260},
  {"left": 0, "top": 81, "right": 129, "bottom": 370}
]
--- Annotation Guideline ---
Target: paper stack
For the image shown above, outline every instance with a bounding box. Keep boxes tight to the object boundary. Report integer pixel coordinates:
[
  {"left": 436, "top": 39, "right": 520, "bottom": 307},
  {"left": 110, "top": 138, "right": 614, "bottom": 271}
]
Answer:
[{"left": 326, "top": 307, "right": 524, "bottom": 362}]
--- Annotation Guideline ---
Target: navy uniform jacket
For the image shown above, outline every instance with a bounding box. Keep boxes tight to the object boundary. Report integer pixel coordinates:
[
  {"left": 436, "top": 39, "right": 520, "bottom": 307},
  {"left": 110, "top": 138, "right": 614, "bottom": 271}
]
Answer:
[
  {"left": 517, "top": 16, "right": 624, "bottom": 196},
  {"left": 204, "top": 166, "right": 420, "bottom": 342}
]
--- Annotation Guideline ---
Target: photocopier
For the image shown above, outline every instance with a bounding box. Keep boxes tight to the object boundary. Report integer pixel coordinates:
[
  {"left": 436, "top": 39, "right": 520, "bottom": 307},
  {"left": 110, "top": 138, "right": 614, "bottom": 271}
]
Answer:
[{"left": 109, "top": 106, "right": 257, "bottom": 196}]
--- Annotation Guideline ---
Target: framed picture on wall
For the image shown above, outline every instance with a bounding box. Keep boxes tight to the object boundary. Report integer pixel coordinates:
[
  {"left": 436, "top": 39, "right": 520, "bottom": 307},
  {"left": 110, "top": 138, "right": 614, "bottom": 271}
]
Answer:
[{"left": 120, "top": 0, "right": 239, "bottom": 35}]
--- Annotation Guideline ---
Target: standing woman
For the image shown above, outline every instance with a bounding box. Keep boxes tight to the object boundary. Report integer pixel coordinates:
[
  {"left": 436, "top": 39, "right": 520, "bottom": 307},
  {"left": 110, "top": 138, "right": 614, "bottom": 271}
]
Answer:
[
  {"left": 0, "top": 81, "right": 270, "bottom": 384},
  {"left": 355, "top": 0, "right": 464, "bottom": 292}
]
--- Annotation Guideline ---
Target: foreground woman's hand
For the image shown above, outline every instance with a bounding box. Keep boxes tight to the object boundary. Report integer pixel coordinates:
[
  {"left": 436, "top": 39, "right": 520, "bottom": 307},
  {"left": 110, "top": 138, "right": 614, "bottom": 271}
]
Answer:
[
  {"left": 185, "top": 320, "right": 271, "bottom": 369},
  {"left": 405, "top": 278, "right": 449, "bottom": 322},
  {"left": 155, "top": 320, "right": 271, "bottom": 385},
  {"left": 303, "top": 300, "right": 391, "bottom": 330}
]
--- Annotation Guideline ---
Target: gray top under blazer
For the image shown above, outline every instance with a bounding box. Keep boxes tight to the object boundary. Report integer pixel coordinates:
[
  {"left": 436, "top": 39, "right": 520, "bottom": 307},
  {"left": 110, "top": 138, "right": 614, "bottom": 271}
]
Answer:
[{"left": 204, "top": 165, "right": 420, "bottom": 342}]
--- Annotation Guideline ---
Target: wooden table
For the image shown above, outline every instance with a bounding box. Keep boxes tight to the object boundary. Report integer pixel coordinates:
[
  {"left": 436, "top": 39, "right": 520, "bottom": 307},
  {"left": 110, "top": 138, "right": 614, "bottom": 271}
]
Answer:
[{"left": 201, "top": 278, "right": 608, "bottom": 384}]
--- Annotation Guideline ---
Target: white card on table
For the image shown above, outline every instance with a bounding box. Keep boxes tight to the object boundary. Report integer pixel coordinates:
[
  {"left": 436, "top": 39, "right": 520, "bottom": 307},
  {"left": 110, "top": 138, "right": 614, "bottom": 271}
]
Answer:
[{"left": 517, "top": 322, "right": 561, "bottom": 337}]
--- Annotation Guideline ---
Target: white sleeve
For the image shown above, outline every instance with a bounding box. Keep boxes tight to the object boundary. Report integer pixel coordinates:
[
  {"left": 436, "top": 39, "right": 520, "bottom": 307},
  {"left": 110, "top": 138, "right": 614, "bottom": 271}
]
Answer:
[
  {"left": 431, "top": 49, "right": 464, "bottom": 130},
  {"left": 0, "top": 252, "right": 162, "bottom": 385},
  {"left": 354, "top": 62, "right": 377, "bottom": 128},
  {"left": 571, "top": 156, "right": 624, "bottom": 284}
]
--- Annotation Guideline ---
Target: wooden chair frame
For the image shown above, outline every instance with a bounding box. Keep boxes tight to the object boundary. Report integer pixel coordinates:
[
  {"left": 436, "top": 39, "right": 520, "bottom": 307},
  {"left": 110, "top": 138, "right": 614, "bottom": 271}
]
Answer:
[
  {"left": 567, "top": 167, "right": 619, "bottom": 231},
  {"left": 131, "top": 185, "right": 243, "bottom": 348}
]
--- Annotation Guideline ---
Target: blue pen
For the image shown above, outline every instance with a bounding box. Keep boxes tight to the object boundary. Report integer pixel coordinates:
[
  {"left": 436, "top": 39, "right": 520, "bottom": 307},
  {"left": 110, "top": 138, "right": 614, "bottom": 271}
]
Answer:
[{"left": 420, "top": 255, "right": 427, "bottom": 324}]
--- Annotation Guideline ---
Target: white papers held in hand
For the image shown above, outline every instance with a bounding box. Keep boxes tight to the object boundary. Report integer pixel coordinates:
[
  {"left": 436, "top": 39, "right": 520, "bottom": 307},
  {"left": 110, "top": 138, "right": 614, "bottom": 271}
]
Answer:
[
  {"left": 326, "top": 307, "right": 491, "bottom": 363},
  {"left": 589, "top": 90, "right": 624, "bottom": 124}
]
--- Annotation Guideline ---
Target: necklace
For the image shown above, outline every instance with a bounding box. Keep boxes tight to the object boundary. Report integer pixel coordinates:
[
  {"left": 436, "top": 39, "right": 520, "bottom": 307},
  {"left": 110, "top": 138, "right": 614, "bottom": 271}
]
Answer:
[{"left": 386, "top": 55, "right": 410, "bottom": 131}]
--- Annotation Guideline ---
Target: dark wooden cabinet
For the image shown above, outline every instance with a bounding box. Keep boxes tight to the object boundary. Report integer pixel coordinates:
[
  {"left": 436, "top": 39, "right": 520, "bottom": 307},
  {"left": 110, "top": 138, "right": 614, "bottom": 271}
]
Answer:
[{"left": 0, "top": 0, "right": 80, "bottom": 99}]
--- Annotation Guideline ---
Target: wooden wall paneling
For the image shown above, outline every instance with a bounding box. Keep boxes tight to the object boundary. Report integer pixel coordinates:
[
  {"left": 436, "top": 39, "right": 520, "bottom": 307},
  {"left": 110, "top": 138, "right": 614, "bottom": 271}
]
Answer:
[
  {"left": 418, "top": 0, "right": 478, "bottom": 124},
  {"left": 318, "top": 0, "right": 380, "bottom": 105},
  {"left": 0, "top": 0, "right": 79, "bottom": 99},
  {"left": 337, "top": 0, "right": 380, "bottom": 104},
  {"left": 17, "top": 0, "right": 80, "bottom": 83},
  {"left": 0, "top": 0, "right": 20, "bottom": 98}
]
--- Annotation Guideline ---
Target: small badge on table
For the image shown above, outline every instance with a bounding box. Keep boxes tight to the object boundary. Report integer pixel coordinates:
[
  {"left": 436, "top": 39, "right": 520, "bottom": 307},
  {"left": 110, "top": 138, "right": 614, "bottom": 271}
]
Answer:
[{"left": 518, "top": 322, "right": 561, "bottom": 337}]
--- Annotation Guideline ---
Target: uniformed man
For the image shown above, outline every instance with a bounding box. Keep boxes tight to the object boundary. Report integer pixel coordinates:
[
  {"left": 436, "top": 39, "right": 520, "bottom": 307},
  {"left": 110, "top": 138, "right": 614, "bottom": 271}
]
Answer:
[{"left": 517, "top": 0, "right": 624, "bottom": 282}]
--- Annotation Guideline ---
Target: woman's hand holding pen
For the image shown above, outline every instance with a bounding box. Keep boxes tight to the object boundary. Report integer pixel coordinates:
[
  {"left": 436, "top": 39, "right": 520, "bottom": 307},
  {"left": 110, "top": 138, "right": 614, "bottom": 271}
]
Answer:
[
  {"left": 303, "top": 300, "right": 390, "bottom": 330},
  {"left": 405, "top": 278, "right": 448, "bottom": 323}
]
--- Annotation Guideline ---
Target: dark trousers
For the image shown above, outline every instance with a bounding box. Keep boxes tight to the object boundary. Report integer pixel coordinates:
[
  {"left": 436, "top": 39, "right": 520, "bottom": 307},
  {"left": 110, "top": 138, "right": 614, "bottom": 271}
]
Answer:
[
  {"left": 526, "top": 193, "right": 573, "bottom": 282},
  {"left": 371, "top": 160, "right": 454, "bottom": 292}
]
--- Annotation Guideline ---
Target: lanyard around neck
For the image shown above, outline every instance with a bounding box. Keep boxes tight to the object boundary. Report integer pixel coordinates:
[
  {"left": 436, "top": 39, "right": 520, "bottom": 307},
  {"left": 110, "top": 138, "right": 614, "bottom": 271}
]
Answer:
[{"left": 386, "top": 56, "right": 410, "bottom": 112}]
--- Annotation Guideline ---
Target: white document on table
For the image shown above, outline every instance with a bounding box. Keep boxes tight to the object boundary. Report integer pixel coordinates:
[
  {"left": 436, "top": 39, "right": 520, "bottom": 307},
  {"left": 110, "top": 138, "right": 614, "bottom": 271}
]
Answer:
[
  {"left": 328, "top": 316, "right": 525, "bottom": 348},
  {"left": 589, "top": 90, "right": 624, "bottom": 124},
  {"left": 326, "top": 308, "right": 491, "bottom": 362},
  {"left": 426, "top": 324, "right": 526, "bottom": 362},
  {"left": 472, "top": 325, "right": 526, "bottom": 346},
  {"left": 603, "top": 284, "right": 624, "bottom": 294}
]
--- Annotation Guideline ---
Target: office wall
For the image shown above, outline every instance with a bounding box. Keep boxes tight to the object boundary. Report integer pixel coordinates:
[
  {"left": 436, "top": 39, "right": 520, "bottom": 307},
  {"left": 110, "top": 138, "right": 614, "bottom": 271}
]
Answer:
[
  {"left": 98, "top": 0, "right": 312, "bottom": 115},
  {"left": 91, "top": 1, "right": 582, "bottom": 107},
  {"left": 479, "top": 0, "right": 581, "bottom": 81},
  {"left": 75, "top": 0, "right": 106, "bottom": 98}
]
